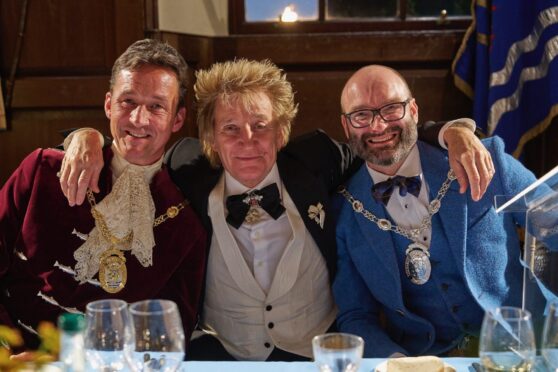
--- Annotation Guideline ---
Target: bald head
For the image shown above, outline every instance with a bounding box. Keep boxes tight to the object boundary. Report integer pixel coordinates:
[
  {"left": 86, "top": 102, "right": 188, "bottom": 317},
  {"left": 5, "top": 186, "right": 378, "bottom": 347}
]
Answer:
[
  {"left": 341, "top": 65, "right": 412, "bottom": 114},
  {"left": 339, "top": 65, "right": 419, "bottom": 175}
]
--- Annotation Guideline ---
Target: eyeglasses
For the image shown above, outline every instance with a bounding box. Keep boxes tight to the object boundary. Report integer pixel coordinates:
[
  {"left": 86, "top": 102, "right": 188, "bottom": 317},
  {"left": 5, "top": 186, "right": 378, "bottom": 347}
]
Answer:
[{"left": 343, "top": 98, "right": 412, "bottom": 128}]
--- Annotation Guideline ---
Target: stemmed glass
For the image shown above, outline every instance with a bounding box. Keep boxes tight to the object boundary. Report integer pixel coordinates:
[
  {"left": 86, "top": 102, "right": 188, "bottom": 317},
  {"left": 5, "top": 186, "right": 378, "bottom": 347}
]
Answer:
[
  {"left": 84, "top": 299, "right": 135, "bottom": 371},
  {"left": 479, "top": 307, "right": 536, "bottom": 372},
  {"left": 542, "top": 300, "right": 558, "bottom": 371},
  {"left": 312, "top": 333, "right": 364, "bottom": 372},
  {"left": 125, "top": 299, "right": 185, "bottom": 372}
]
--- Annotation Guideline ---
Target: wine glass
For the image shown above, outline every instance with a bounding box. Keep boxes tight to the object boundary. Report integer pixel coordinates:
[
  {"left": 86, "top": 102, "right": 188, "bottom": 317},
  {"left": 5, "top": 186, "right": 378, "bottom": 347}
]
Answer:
[
  {"left": 312, "top": 333, "right": 364, "bottom": 372},
  {"left": 542, "top": 300, "right": 558, "bottom": 371},
  {"left": 125, "top": 299, "right": 185, "bottom": 372},
  {"left": 84, "top": 299, "right": 134, "bottom": 371},
  {"left": 479, "top": 307, "right": 536, "bottom": 372}
]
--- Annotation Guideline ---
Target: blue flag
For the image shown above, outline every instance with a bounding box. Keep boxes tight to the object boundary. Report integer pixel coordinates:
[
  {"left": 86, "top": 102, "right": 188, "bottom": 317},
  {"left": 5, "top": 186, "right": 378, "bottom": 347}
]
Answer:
[{"left": 453, "top": 0, "right": 558, "bottom": 158}]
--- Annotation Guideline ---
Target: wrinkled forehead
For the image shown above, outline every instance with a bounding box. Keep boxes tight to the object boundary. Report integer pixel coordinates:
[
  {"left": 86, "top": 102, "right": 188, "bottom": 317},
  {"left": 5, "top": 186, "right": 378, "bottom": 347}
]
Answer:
[{"left": 216, "top": 90, "right": 274, "bottom": 118}]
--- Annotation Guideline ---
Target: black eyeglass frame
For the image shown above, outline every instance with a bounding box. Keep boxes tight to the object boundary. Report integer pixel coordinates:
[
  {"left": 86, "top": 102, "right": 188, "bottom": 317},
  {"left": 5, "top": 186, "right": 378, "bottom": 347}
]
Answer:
[{"left": 343, "top": 98, "right": 413, "bottom": 128}]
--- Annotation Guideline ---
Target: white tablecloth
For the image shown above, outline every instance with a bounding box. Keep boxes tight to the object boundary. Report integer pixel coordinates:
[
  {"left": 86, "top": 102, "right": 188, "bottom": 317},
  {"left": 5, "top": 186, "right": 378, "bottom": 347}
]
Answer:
[{"left": 182, "top": 357, "right": 477, "bottom": 372}]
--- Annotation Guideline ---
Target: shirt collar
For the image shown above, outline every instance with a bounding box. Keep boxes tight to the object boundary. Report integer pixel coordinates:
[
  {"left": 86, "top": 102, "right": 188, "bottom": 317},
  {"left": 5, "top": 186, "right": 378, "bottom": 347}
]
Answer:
[
  {"left": 366, "top": 144, "right": 422, "bottom": 184},
  {"left": 224, "top": 163, "right": 282, "bottom": 198},
  {"left": 110, "top": 142, "right": 164, "bottom": 183}
]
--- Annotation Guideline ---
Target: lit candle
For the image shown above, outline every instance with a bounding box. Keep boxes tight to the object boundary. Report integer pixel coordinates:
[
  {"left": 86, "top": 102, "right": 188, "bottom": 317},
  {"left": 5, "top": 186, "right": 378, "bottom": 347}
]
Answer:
[{"left": 280, "top": 5, "right": 298, "bottom": 22}]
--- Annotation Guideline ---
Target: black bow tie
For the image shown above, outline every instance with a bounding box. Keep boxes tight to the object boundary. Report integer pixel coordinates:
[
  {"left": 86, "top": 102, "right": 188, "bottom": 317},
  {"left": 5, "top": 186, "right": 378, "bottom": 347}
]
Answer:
[
  {"left": 225, "top": 183, "right": 286, "bottom": 229},
  {"left": 371, "top": 175, "right": 422, "bottom": 206}
]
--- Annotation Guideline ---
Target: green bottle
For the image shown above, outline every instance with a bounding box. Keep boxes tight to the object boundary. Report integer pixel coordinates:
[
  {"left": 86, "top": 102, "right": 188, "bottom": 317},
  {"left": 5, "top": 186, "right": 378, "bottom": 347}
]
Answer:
[{"left": 58, "top": 313, "right": 86, "bottom": 372}]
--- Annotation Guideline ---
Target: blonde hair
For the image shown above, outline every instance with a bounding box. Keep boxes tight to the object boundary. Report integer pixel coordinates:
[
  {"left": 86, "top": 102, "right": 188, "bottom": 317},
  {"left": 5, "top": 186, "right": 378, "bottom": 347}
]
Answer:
[{"left": 194, "top": 59, "right": 298, "bottom": 167}]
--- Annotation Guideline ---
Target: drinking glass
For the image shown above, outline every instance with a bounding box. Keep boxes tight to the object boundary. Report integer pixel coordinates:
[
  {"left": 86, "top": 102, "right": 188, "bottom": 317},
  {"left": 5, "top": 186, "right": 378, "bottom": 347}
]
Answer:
[
  {"left": 312, "top": 333, "right": 364, "bottom": 372},
  {"left": 126, "top": 299, "right": 185, "bottom": 372},
  {"left": 84, "top": 299, "right": 134, "bottom": 371},
  {"left": 479, "top": 307, "right": 536, "bottom": 372},
  {"left": 542, "top": 300, "right": 558, "bottom": 371}
]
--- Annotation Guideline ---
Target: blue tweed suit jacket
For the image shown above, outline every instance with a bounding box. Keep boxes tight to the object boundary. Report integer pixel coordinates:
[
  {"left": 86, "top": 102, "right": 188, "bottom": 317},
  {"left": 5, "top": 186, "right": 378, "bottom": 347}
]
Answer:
[{"left": 333, "top": 136, "right": 536, "bottom": 357}]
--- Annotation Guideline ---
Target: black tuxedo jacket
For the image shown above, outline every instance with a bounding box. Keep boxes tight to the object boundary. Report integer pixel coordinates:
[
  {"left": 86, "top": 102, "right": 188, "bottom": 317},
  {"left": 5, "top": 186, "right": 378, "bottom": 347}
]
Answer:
[{"left": 164, "top": 130, "right": 358, "bottom": 281}]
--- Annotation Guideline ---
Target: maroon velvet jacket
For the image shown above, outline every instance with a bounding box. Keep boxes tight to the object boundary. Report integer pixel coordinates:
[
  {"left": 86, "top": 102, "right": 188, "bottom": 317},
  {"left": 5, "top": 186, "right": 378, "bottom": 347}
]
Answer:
[{"left": 0, "top": 147, "right": 206, "bottom": 348}]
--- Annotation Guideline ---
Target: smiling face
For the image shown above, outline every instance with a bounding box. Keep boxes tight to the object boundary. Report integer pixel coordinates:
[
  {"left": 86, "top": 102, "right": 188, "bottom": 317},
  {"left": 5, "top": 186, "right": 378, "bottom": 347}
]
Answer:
[
  {"left": 211, "top": 92, "right": 284, "bottom": 188},
  {"left": 105, "top": 65, "right": 185, "bottom": 165},
  {"left": 341, "top": 65, "right": 418, "bottom": 175}
]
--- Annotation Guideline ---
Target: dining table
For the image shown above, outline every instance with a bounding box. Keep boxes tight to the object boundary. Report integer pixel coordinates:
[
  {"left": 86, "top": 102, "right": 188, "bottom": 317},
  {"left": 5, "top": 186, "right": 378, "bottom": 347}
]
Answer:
[
  {"left": 182, "top": 357, "right": 478, "bottom": 372},
  {"left": 44, "top": 357, "right": 551, "bottom": 371}
]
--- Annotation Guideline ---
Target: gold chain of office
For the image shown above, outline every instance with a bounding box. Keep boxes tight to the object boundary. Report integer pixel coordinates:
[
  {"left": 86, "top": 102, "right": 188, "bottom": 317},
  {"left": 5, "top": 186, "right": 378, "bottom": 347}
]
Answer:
[{"left": 86, "top": 189, "right": 187, "bottom": 293}]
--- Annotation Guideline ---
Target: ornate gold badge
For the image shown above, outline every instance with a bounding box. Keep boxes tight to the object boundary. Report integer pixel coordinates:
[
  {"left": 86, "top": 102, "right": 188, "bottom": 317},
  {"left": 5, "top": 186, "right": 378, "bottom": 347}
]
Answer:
[
  {"left": 99, "top": 248, "right": 127, "bottom": 293},
  {"left": 86, "top": 189, "right": 186, "bottom": 293},
  {"left": 243, "top": 192, "right": 263, "bottom": 224}
]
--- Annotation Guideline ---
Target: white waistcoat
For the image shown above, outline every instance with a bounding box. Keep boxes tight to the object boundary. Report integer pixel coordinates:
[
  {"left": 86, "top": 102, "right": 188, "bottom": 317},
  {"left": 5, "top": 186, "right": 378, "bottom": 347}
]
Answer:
[{"left": 201, "top": 175, "right": 336, "bottom": 360}]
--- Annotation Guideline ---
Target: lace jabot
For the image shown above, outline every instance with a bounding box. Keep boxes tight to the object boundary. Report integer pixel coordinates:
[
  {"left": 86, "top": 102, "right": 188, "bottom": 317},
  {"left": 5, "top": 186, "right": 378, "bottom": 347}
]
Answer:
[{"left": 73, "top": 146, "right": 163, "bottom": 283}]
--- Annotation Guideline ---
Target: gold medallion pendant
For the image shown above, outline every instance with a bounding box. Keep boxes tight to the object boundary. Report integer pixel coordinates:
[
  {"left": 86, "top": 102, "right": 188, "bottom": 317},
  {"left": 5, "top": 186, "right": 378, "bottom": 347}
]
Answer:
[
  {"left": 244, "top": 207, "right": 261, "bottom": 224},
  {"left": 86, "top": 189, "right": 185, "bottom": 294},
  {"left": 99, "top": 248, "right": 127, "bottom": 293},
  {"left": 242, "top": 192, "right": 263, "bottom": 224}
]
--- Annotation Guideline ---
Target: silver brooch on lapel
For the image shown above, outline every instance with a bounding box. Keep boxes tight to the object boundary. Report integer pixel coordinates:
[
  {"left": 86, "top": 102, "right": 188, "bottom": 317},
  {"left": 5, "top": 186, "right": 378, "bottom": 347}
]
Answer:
[{"left": 308, "top": 202, "right": 325, "bottom": 229}]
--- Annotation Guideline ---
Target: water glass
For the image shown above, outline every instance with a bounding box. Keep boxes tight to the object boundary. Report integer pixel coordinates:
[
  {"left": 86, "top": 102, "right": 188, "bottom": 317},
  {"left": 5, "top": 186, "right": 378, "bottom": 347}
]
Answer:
[
  {"left": 479, "top": 307, "right": 536, "bottom": 372},
  {"left": 542, "top": 300, "right": 558, "bottom": 371},
  {"left": 84, "top": 299, "right": 134, "bottom": 371},
  {"left": 312, "top": 333, "right": 364, "bottom": 372},
  {"left": 125, "top": 299, "right": 185, "bottom": 372}
]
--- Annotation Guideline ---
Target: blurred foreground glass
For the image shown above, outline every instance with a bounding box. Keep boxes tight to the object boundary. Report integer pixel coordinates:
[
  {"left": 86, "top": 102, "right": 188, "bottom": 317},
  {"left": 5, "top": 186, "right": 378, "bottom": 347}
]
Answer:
[
  {"left": 126, "top": 299, "right": 185, "bottom": 372},
  {"left": 312, "top": 333, "right": 364, "bottom": 372},
  {"left": 84, "top": 299, "right": 134, "bottom": 371},
  {"left": 542, "top": 301, "right": 558, "bottom": 371},
  {"left": 479, "top": 307, "right": 536, "bottom": 372}
]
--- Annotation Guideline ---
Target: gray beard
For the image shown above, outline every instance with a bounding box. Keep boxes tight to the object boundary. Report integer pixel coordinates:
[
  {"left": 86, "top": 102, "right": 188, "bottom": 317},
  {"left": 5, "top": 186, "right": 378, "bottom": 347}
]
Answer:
[{"left": 348, "top": 122, "right": 418, "bottom": 166}]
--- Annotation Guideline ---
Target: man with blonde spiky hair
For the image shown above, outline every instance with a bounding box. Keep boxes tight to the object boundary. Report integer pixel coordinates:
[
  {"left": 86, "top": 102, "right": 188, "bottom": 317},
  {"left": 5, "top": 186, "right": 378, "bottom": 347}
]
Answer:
[
  {"left": 168, "top": 59, "right": 339, "bottom": 361},
  {"left": 194, "top": 59, "right": 296, "bottom": 170},
  {"left": 61, "top": 58, "right": 493, "bottom": 361}
]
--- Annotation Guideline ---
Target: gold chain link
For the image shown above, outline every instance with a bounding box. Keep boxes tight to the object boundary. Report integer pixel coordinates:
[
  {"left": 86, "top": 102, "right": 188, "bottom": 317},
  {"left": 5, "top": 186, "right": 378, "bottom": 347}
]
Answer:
[{"left": 86, "top": 189, "right": 187, "bottom": 244}]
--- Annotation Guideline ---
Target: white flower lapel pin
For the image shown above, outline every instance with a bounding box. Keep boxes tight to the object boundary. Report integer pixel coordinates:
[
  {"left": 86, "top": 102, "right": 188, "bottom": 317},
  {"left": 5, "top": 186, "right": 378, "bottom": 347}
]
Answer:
[{"left": 308, "top": 202, "right": 325, "bottom": 229}]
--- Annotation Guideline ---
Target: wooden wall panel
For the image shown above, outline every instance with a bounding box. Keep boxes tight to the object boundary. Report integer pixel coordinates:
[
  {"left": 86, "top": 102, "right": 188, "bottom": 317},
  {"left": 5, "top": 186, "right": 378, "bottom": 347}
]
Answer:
[
  {"left": 0, "top": 110, "right": 107, "bottom": 185},
  {"left": 0, "top": 0, "right": 146, "bottom": 185},
  {"left": 10, "top": 77, "right": 108, "bottom": 108},
  {"left": 215, "top": 31, "right": 464, "bottom": 65},
  {"left": 1, "top": 14, "right": 554, "bottom": 186},
  {"left": 1, "top": 0, "right": 144, "bottom": 75},
  {"left": 2, "top": 1, "right": 113, "bottom": 74},
  {"left": 285, "top": 68, "right": 472, "bottom": 142},
  {"left": 162, "top": 31, "right": 471, "bottom": 144}
]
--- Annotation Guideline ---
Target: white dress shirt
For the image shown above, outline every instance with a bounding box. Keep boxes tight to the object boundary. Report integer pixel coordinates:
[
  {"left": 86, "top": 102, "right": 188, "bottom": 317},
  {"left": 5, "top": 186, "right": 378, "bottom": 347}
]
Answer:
[
  {"left": 224, "top": 165, "right": 292, "bottom": 294},
  {"left": 367, "top": 145, "right": 432, "bottom": 247}
]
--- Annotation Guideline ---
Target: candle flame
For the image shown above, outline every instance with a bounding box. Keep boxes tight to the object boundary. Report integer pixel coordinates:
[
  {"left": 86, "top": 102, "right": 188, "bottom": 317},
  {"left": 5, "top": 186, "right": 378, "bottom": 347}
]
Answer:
[{"left": 280, "top": 5, "right": 298, "bottom": 22}]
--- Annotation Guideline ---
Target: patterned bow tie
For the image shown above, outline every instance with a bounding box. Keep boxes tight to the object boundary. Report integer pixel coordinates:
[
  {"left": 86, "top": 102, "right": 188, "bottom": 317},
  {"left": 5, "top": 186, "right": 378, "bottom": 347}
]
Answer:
[
  {"left": 371, "top": 175, "right": 422, "bottom": 206},
  {"left": 226, "top": 183, "right": 286, "bottom": 229}
]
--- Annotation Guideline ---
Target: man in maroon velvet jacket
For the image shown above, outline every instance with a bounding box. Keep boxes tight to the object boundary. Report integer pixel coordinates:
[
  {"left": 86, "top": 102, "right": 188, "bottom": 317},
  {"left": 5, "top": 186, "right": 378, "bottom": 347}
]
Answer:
[{"left": 0, "top": 39, "right": 206, "bottom": 349}]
